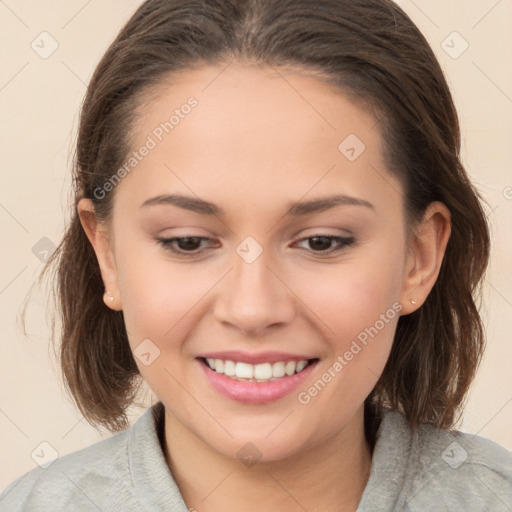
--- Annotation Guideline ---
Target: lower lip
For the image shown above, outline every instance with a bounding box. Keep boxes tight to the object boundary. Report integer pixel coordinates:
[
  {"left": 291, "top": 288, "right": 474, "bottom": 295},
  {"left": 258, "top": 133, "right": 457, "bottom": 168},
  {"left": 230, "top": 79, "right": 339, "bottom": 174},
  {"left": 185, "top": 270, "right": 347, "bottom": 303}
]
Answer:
[{"left": 197, "top": 359, "right": 318, "bottom": 404}]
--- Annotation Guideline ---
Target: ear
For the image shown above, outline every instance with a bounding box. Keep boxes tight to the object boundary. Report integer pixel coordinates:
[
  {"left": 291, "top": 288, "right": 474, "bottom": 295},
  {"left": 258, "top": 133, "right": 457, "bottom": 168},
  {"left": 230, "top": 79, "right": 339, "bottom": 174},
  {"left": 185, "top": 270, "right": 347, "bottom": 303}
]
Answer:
[
  {"left": 77, "top": 198, "right": 123, "bottom": 311},
  {"left": 399, "top": 201, "right": 451, "bottom": 315}
]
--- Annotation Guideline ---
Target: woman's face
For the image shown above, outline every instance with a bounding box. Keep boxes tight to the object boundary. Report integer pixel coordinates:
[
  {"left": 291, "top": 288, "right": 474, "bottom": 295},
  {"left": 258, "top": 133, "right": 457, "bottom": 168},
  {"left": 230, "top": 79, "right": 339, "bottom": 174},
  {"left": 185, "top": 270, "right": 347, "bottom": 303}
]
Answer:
[{"left": 89, "top": 63, "right": 420, "bottom": 461}]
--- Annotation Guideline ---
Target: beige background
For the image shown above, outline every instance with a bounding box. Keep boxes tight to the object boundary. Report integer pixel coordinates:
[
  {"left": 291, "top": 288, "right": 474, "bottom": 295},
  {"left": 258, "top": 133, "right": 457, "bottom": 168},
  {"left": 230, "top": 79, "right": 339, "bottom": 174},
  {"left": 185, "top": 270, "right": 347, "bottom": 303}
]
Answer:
[{"left": 1, "top": 0, "right": 511, "bottom": 490}]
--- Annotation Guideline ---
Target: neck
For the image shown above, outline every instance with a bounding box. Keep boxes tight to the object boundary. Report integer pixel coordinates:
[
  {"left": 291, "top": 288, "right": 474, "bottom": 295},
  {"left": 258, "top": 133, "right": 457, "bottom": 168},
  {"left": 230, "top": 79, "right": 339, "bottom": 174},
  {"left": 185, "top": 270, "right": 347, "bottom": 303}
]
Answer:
[{"left": 161, "top": 404, "right": 374, "bottom": 512}]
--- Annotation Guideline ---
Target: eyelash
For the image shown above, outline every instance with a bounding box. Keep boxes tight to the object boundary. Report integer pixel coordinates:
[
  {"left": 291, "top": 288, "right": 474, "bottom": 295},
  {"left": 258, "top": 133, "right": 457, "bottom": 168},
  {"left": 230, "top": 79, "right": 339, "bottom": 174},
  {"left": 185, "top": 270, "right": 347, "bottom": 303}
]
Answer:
[{"left": 156, "top": 234, "right": 355, "bottom": 257}]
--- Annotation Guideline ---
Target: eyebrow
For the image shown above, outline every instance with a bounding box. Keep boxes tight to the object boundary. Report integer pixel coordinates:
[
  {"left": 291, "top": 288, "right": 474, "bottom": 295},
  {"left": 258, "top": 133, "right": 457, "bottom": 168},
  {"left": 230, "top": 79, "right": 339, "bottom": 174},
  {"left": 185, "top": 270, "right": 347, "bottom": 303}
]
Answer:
[{"left": 140, "top": 193, "right": 375, "bottom": 216}]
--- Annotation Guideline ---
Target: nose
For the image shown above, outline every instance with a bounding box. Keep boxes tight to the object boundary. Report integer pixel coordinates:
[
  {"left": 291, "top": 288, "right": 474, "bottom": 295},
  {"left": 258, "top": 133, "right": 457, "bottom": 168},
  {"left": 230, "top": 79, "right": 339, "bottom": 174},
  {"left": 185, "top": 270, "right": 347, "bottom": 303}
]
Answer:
[{"left": 213, "top": 249, "right": 296, "bottom": 337}]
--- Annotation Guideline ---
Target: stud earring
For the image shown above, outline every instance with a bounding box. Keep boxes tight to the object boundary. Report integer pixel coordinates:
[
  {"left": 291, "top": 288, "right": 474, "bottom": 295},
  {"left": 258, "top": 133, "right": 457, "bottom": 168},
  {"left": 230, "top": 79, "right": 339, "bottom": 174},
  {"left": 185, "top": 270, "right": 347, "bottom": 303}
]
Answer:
[
  {"left": 410, "top": 298, "right": 417, "bottom": 305},
  {"left": 104, "top": 291, "right": 115, "bottom": 303}
]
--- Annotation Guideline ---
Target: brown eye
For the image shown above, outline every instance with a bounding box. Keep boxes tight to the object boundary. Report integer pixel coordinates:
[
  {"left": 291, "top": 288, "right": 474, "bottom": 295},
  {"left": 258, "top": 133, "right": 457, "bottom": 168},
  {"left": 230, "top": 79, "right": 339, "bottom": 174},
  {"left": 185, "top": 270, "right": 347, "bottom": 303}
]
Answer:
[
  {"left": 295, "top": 235, "right": 355, "bottom": 254},
  {"left": 156, "top": 236, "right": 213, "bottom": 254}
]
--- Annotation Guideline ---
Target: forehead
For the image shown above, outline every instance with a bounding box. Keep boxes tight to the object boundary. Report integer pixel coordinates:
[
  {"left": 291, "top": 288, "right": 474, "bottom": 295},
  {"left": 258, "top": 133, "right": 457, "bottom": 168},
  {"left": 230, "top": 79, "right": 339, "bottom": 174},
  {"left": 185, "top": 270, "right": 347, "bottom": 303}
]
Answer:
[
  {"left": 117, "top": 63, "right": 400, "bottom": 218},
  {"left": 133, "top": 63, "right": 379, "bottom": 153}
]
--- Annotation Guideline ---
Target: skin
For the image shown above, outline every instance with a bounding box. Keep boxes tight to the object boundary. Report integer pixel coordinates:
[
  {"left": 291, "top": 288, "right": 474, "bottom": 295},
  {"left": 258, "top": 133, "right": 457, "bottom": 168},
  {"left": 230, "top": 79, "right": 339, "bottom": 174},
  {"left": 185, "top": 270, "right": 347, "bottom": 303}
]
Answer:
[{"left": 78, "top": 63, "right": 451, "bottom": 512}]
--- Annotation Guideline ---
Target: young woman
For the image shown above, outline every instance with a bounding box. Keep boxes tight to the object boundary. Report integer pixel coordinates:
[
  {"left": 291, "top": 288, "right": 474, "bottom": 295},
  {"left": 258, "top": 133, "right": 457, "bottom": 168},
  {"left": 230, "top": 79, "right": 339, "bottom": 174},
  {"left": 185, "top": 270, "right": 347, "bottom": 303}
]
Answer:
[{"left": 1, "top": 0, "right": 511, "bottom": 510}]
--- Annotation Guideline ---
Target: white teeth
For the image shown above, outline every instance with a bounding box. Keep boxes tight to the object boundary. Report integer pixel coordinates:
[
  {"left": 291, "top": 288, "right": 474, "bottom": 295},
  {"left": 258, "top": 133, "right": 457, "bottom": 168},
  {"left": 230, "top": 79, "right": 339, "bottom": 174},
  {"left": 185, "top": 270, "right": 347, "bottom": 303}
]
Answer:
[
  {"left": 223, "top": 359, "right": 236, "bottom": 376},
  {"left": 296, "top": 360, "right": 307, "bottom": 373},
  {"left": 285, "top": 361, "right": 296, "bottom": 376},
  {"left": 204, "top": 358, "right": 311, "bottom": 381},
  {"left": 272, "top": 362, "right": 286, "bottom": 378},
  {"left": 254, "top": 363, "right": 272, "bottom": 380},
  {"left": 235, "top": 362, "right": 254, "bottom": 379}
]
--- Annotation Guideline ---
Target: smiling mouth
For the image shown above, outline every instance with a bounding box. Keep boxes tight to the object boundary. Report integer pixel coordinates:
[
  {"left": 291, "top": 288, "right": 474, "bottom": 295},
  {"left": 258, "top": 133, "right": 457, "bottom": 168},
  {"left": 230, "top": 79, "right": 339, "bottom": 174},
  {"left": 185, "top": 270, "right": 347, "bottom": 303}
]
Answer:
[{"left": 199, "top": 357, "right": 319, "bottom": 383}]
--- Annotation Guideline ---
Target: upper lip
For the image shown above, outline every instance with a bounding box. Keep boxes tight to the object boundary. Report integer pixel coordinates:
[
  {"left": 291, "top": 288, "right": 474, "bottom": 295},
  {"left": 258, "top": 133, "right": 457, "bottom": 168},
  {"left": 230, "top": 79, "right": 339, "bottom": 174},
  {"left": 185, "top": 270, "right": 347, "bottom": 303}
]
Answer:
[{"left": 197, "top": 350, "right": 317, "bottom": 365}]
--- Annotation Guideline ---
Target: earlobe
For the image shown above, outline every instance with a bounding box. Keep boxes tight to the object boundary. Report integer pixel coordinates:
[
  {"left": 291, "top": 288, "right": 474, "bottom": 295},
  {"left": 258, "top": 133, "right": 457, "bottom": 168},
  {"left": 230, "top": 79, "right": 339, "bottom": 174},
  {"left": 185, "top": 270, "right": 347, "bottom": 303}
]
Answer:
[
  {"left": 102, "top": 290, "right": 121, "bottom": 310},
  {"left": 77, "top": 198, "right": 123, "bottom": 311},
  {"left": 399, "top": 201, "right": 451, "bottom": 315}
]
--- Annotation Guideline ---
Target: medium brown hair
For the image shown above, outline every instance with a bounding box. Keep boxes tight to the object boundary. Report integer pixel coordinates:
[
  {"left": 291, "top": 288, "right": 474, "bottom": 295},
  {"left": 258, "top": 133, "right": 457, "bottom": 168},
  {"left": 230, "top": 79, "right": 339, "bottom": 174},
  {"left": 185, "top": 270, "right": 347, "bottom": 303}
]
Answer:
[{"left": 31, "top": 0, "right": 490, "bottom": 433}]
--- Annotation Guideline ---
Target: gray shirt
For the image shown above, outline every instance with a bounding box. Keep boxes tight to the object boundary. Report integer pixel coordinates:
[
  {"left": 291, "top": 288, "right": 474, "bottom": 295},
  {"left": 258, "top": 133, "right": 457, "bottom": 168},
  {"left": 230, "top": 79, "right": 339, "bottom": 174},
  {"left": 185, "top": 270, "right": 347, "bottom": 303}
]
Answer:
[{"left": 1, "top": 402, "right": 511, "bottom": 511}]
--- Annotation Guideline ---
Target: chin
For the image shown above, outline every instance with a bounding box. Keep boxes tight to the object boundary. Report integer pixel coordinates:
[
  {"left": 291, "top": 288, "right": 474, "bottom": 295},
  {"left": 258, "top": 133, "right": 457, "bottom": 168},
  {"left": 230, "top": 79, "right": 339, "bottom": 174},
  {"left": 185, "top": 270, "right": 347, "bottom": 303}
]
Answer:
[{"left": 202, "top": 421, "right": 321, "bottom": 465}]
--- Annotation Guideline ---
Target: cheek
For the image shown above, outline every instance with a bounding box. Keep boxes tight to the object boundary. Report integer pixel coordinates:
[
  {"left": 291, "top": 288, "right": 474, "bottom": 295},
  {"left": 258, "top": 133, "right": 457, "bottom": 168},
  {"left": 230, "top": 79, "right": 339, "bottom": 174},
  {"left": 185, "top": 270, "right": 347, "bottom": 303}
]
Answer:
[
  {"left": 115, "top": 255, "right": 208, "bottom": 397},
  {"left": 118, "top": 260, "right": 197, "bottom": 340},
  {"left": 297, "top": 270, "right": 400, "bottom": 390},
  {"left": 299, "top": 242, "right": 404, "bottom": 339},
  {"left": 294, "top": 238, "right": 404, "bottom": 395},
  {"left": 290, "top": 262, "right": 403, "bottom": 447},
  {"left": 114, "top": 238, "right": 225, "bottom": 360}
]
